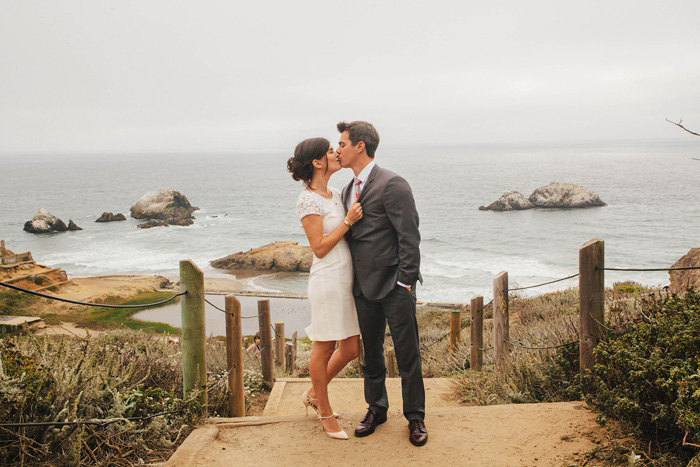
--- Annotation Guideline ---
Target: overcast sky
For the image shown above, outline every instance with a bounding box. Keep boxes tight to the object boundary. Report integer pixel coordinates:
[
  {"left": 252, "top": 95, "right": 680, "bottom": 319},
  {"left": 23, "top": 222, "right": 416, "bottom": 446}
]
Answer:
[{"left": 1, "top": 1, "right": 699, "bottom": 154}]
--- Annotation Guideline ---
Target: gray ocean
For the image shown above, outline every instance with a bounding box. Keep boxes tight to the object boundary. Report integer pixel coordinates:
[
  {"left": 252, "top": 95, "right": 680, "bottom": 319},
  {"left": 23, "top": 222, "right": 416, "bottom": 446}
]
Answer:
[{"left": 2, "top": 140, "right": 699, "bottom": 304}]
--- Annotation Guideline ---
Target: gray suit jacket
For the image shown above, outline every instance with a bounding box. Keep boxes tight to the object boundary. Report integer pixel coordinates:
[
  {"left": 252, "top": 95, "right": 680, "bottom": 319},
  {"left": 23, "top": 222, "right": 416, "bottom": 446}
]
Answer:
[{"left": 342, "top": 164, "right": 422, "bottom": 300}]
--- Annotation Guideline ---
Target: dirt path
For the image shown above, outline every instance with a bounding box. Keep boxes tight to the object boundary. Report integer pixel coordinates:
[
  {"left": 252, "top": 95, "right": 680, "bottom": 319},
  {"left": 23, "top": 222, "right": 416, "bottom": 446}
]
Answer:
[
  {"left": 165, "top": 378, "right": 618, "bottom": 467},
  {"left": 167, "top": 402, "right": 609, "bottom": 467}
]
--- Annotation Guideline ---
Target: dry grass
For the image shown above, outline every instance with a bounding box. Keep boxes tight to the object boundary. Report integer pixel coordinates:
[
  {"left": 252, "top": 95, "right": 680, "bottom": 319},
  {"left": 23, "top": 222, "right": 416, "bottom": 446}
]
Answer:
[
  {"left": 0, "top": 330, "right": 266, "bottom": 467},
  {"left": 450, "top": 282, "right": 656, "bottom": 407}
]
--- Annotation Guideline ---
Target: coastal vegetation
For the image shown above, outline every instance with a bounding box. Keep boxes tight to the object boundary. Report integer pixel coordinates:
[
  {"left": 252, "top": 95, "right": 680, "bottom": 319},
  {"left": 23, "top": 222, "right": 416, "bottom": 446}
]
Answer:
[
  {"left": 0, "top": 329, "right": 265, "bottom": 466},
  {"left": 2, "top": 283, "right": 700, "bottom": 465},
  {"left": 586, "top": 290, "right": 700, "bottom": 466},
  {"left": 444, "top": 286, "right": 700, "bottom": 466},
  {"left": 0, "top": 288, "right": 38, "bottom": 316}
]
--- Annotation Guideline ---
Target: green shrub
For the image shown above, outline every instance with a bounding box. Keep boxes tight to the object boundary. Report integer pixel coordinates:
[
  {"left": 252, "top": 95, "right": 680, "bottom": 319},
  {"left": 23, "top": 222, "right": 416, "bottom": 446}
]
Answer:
[
  {"left": 0, "top": 289, "right": 37, "bottom": 315},
  {"left": 585, "top": 289, "right": 700, "bottom": 463},
  {"left": 614, "top": 284, "right": 645, "bottom": 294},
  {"left": 0, "top": 341, "right": 55, "bottom": 418}
]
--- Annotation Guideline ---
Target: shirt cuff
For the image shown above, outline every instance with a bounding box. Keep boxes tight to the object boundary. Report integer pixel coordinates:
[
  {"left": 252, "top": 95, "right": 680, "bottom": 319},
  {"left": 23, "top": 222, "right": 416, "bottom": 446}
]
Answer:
[{"left": 397, "top": 281, "right": 410, "bottom": 289}]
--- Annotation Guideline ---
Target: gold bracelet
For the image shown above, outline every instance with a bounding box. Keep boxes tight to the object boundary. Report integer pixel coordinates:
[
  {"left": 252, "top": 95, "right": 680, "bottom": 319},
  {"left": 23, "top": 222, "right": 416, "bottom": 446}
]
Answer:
[{"left": 343, "top": 218, "right": 353, "bottom": 227}]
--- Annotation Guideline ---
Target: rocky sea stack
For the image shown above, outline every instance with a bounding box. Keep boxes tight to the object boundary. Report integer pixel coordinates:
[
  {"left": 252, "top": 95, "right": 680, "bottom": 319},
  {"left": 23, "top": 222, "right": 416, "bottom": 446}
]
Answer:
[
  {"left": 23, "top": 208, "right": 69, "bottom": 233},
  {"left": 480, "top": 182, "right": 606, "bottom": 211},
  {"left": 67, "top": 220, "right": 82, "bottom": 231},
  {"left": 478, "top": 191, "right": 534, "bottom": 211},
  {"left": 130, "top": 189, "right": 198, "bottom": 228},
  {"left": 211, "top": 242, "right": 313, "bottom": 273},
  {"left": 96, "top": 212, "right": 127, "bottom": 222}
]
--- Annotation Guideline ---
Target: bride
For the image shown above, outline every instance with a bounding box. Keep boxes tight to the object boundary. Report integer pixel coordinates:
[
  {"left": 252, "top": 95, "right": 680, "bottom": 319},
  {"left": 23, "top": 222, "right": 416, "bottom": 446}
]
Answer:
[{"left": 287, "top": 137, "right": 363, "bottom": 440}]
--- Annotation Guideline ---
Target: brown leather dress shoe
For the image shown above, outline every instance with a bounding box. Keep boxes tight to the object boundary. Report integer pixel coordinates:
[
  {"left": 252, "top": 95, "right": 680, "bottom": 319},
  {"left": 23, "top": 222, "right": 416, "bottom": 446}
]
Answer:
[
  {"left": 354, "top": 409, "right": 387, "bottom": 437},
  {"left": 408, "top": 419, "right": 428, "bottom": 446}
]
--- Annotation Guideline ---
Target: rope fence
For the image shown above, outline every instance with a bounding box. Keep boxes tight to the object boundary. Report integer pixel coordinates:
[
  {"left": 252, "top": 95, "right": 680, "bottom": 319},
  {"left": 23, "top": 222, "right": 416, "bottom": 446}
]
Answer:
[
  {"left": 457, "top": 242, "right": 700, "bottom": 372},
  {"left": 505, "top": 339, "right": 579, "bottom": 351},
  {"left": 508, "top": 274, "right": 579, "bottom": 292},
  {"left": 0, "top": 410, "right": 184, "bottom": 429},
  {"left": 599, "top": 266, "right": 700, "bottom": 272},
  {"left": 204, "top": 298, "right": 263, "bottom": 319},
  {"left": 420, "top": 300, "right": 493, "bottom": 351},
  {"left": 0, "top": 280, "right": 186, "bottom": 308},
  {"left": 505, "top": 265, "right": 700, "bottom": 294},
  {"left": 3, "top": 242, "right": 699, "bottom": 423}
]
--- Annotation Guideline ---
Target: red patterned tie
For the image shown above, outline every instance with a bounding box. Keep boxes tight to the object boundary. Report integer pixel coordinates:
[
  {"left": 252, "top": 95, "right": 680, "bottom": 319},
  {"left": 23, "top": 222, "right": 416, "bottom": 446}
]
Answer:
[{"left": 354, "top": 179, "right": 362, "bottom": 200}]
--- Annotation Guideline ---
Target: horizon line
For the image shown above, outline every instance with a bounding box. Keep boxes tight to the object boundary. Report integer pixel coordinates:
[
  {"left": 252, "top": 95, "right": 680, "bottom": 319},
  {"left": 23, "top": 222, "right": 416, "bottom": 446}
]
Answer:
[{"left": 0, "top": 136, "right": 698, "bottom": 157}]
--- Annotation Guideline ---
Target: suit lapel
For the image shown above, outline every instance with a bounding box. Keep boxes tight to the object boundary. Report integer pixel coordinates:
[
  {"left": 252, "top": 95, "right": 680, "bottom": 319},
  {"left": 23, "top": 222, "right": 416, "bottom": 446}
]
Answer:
[
  {"left": 357, "top": 164, "right": 380, "bottom": 204},
  {"left": 341, "top": 177, "right": 354, "bottom": 213}
]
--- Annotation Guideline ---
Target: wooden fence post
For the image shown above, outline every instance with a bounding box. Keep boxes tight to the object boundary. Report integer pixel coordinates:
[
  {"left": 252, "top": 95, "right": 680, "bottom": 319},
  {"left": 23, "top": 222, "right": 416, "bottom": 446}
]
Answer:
[
  {"left": 274, "top": 322, "right": 285, "bottom": 367},
  {"left": 385, "top": 348, "right": 396, "bottom": 377},
  {"left": 470, "top": 296, "right": 484, "bottom": 371},
  {"left": 289, "top": 331, "right": 297, "bottom": 375},
  {"left": 579, "top": 239, "right": 605, "bottom": 373},
  {"left": 225, "top": 295, "right": 245, "bottom": 417},
  {"left": 450, "top": 308, "right": 462, "bottom": 351},
  {"left": 258, "top": 300, "right": 275, "bottom": 388},
  {"left": 180, "top": 260, "right": 207, "bottom": 411},
  {"left": 284, "top": 343, "right": 293, "bottom": 374},
  {"left": 493, "top": 271, "right": 509, "bottom": 370}
]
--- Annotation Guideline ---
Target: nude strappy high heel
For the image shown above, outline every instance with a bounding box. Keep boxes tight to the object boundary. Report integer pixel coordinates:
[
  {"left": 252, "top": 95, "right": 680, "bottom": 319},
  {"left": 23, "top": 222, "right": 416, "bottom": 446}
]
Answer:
[
  {"left": 301, "top": 389, "right": 338, "bottom": 417},
  {"left": 318, "top": 413, "right": 348, "bottom": 440}
]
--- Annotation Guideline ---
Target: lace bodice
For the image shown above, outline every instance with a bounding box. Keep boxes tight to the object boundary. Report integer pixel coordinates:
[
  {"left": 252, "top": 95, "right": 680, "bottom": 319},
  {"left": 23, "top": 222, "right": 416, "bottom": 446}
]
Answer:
[
  {"left": 296, "top": 188, "right": 342, "bottom": 220},
  {"left": 296, "top": 190, "right": 324, "bottom": 220}
]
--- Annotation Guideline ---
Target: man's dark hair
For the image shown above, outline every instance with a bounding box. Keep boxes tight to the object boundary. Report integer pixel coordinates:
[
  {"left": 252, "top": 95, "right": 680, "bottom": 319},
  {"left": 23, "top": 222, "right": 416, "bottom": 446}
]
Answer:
[{"left": 337, "top": 121, "right": 380, "bottom": 158}]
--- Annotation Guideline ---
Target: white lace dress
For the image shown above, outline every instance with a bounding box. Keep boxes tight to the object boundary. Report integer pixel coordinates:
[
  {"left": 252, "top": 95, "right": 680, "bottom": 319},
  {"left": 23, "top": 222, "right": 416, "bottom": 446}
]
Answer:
[{"left": 296, "top": 187, "right": 360, "bottom": 341}]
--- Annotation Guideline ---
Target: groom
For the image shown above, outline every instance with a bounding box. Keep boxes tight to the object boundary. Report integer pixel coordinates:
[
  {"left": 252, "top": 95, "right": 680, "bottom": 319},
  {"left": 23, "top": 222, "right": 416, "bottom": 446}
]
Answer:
[{"left": 337, "top": 121, "right": 427, "bottom": 447}]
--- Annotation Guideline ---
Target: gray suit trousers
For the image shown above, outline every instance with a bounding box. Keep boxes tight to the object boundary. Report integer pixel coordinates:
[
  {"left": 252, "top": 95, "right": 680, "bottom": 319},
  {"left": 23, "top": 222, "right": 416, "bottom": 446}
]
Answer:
[{"left": 355, "top": 284, "right": 425, "bottom": 421}]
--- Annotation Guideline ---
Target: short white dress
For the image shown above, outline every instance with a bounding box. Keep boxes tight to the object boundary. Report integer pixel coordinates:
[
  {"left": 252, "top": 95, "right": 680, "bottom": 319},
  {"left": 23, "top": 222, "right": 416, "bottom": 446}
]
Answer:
[{"left": 296, "top": 187, "right": 360, "bottom": 341}]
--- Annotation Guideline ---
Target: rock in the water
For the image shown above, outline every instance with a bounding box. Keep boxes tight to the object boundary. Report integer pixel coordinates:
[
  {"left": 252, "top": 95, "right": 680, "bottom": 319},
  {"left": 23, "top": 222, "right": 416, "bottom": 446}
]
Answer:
[
  {"left": 528, "top": 182, "right": 606, "bottom": 208},
  {"left": 67, "top": 220, "right": 82, "bottom": 231},
  {"left": 669, "top": 248, "right": 700, "bottom": 292},
  {"left": 137, "top": 220, "right": 170, "bottom": 229},
  {"left": 211, "top": 242, "right": 313, "bottom": 273},
  {"left": 96, "top": 212, "right": 127, "bottom": 222},
  {"left": 479, "top": 191, "right": 535, "bottom": 211},
  {"left": 137, "top": 218, "right": 193, "bottom": 229},
  {"left": 23, "top": 208, "right": 69, "bottom": 233},
  {"left": 130, "top": 189, "right": 198, "bottom": 225},
  {"left": 479, "top": 182, "right": 606, "bottom": 211},
  {"left": 168, "top": 217, "right": 194, "bottom": 226}
]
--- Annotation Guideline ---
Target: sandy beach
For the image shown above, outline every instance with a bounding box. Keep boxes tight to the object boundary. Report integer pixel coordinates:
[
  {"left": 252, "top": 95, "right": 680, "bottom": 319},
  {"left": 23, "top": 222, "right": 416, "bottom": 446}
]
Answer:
[{"left": 35, "top": 274, "right": 257, "bottom": 312}]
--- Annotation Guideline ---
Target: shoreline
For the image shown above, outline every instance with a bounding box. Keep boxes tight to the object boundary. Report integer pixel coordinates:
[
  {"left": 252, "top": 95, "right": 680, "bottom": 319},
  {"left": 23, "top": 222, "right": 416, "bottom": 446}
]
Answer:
[
  {"left": 73, "top": 274, "right": 470, "bottom": 308},
  {"left": 1, "top": 271, "right": 470, "bottom": 338},
  {"left": 4, "top": 270, "right": 586, "bottom": 311}
]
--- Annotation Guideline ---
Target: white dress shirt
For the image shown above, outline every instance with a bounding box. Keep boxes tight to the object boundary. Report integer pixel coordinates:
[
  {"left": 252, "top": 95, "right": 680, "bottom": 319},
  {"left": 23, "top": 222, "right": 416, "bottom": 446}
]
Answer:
[{"left": 346, "top": 160, "right": 375, "bottom": 211}]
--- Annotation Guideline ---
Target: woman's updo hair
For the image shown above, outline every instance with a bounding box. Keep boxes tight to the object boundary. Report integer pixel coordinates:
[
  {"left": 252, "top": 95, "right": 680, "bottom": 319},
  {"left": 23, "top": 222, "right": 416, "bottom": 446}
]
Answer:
[{"left": 287, "top": 137, "right": 329, "bottom": 186}]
